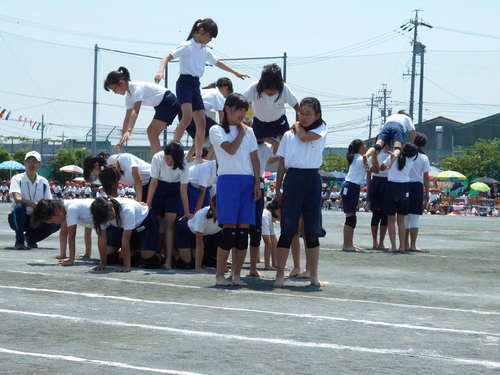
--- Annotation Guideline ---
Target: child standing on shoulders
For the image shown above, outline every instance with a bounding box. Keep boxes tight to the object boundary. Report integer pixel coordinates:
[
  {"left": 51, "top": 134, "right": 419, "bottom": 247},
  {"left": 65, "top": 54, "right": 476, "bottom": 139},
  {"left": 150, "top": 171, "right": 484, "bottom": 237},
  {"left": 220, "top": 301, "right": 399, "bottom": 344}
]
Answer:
[
  {"left": 273, "top": 97, "right": 327, "bottom": 288},
  {"left": 155, "top": 19, "right": 249, "bottom": 165},
  {"left": 105, "top": 67, "right": 179, "bottom": 155},
  {"left": 146, "top": 141, "right": 191, "bottom": 270},
  {"left": 242, "top": 63, "right": 299, "bottom": 140},
  {"left": 209, "top": 93, "right": 261, "bottom": 286}
]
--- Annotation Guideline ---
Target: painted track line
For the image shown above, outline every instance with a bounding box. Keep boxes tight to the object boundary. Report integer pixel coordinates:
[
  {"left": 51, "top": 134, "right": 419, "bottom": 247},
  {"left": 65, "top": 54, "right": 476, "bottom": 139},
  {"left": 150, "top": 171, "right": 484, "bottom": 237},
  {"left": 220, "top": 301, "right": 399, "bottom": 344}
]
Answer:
[
  {"left": 1, "top": 287, "right": 498, "bottom": 338},
  {"left": 1, "top": 310, "right": 499, "bottom": 370},
  {"left": 0, "top": 347, "right": 205, "bottom": 375}
]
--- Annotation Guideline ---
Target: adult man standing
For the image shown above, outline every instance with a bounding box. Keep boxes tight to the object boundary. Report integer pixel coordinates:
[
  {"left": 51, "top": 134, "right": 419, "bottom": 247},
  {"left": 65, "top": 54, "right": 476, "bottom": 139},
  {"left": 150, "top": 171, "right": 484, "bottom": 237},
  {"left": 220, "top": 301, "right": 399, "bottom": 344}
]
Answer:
[{"left": 8, "top": 151, "right": 60, "bottom": 249}]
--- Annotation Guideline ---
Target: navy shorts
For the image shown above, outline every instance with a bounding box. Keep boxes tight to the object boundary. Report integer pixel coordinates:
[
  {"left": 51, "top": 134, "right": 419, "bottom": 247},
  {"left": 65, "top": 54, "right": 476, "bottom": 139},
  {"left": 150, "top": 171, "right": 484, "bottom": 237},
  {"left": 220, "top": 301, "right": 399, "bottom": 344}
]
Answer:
[
  {"left": 252, "top": 115, "right": 289, "bottom": 140},
  {"left": 408, "top": 181, "right": 424, "bottom": 215},
  {"left": 106, "top": 210, "right": 159, "bottom": 251},
  {"left": 379, "top": 121, "right": 405, "bottom": 145},
  {"left": 185, "top": 115, "right": 217, "bottom": 140},
  {"left": 281, "top": 168, "right": 322, "bottom": 236},
  {"left": 152, "top": 180, "right": 181, "bottom": 217},
  {"left": 178, "top": 183, "right": 210, "bottom": 216},
  {"left": 341, "top": 181, "right": 360, "bottom": 214},
  {"left": 369, "top": 176, "right": 388, "bottom": 211},
  {"left": 176, "top": 75, "right": 204, "bottom": 111},
  {"left": 384, "top": 181, "right": 409, "bottom": 215},
  {"left": 153, "top": 91, "right": 179, "bottom": 125},
  {"left": 252, "top": 187, "right": 265, "bottom": 228},
  {"left": 175, "top": 217, "right": 196, "bottom": 249},
  {"left": 216, "top": 175, "right": 256, "bottom": 226}
]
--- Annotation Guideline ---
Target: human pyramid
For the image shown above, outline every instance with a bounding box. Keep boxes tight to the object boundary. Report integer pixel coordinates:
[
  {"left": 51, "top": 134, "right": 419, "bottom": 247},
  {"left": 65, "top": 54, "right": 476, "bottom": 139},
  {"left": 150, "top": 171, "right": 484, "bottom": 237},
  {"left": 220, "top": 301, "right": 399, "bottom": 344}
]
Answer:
[{"left": 8, "top": 18, "right": 430, "bottom": 288}]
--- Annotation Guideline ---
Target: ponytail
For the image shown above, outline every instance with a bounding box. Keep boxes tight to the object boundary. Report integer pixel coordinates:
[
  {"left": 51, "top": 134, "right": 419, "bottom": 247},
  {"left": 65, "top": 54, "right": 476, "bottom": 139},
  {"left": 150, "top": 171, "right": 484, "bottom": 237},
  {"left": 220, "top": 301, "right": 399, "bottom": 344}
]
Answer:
[
  {"left": 414, "top": 132, "right": 427, "bottom": 154},
  {"left": 346, "top": 139, "right": 365, "bottom": 166},
  {"left": 98, "top": 164, "right": 123, "bottom": 197},
  {"left": 91, "top": 197, "right": 122, "bottom": 235},
  {"left": 206, "top": 194, "right": 217, "bottom": 219},
  {"left": 83, "top": 152, "right": 110, "bottom": 181},
  {"left": 187, "top": 18, "right": 218, "bottom": 41},
  {"left": 266, "top": 198, "right": 281, "bottom": 219},
  {"left": 104, "top": 67, "right": 130, "bottom": 91},
  {"left": 397, "top": 143, "right": 419, "bottom": 171}
]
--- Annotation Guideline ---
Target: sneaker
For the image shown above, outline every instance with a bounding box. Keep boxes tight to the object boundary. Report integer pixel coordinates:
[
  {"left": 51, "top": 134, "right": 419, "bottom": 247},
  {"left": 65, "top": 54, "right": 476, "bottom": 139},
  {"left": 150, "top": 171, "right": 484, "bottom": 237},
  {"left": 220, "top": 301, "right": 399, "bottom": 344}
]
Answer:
[
  {"left": 14, "top": 242, "right": 31, "bottom": 250},
  {"left": 27, "top": 243, "right": 38, "bottom": 249}
]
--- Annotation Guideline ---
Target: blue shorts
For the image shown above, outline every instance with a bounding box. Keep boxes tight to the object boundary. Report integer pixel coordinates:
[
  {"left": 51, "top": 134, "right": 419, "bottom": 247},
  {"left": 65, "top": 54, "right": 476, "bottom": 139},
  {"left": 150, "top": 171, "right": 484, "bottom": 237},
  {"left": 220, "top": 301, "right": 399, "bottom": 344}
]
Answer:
[
  {"left": 185, "top": 115, "right": 217, "bottom": 140},
  {"left": 178, "top": 183, "right": 210, "bottom": 216},
  {"left": 368, "top": 176, "right": 388, "bottom": 211},
  {"left": 280, "top": 168, "right": 322, "bottom": 236},
  {"left": 106, "top": 210, "right": 159, "bottom": 251},
  {"left": 408, "top": 181, "right": 424, "bottom": 215},
  {"left": 176, "top": 75, "right": 204, "bottom": 111},
  {"left": 216, "top": 175, "right": 256, "bottom": 226},
  {"left": 153, "top": 91, "right": 179, "bottom": 125},
  {"left": 152, "top": 180, "right": 181, "bottom": 217},
  {"left": 384, "top": 181, "right": 409, "bottom": 216},
  {"left": 175, "top": 217, "right": 196, "bottom": 249},
  {"left": 341, "top": 181, "right": 360, "bottom": 214},
  {"left": 379, "top": 121, "right": 405, "bottom": 145},
  {"left": 252, "top": 115, "right": 289, "bottom": 140}
]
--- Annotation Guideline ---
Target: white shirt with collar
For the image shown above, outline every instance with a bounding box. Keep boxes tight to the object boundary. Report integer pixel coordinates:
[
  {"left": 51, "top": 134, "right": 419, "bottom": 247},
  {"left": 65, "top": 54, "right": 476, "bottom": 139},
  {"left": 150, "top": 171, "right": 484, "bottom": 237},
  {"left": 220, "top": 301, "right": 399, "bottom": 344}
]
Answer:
[
  {"left": 170, "top": 38, "right": 218, "bottom": 78},
  {"left": 242, "top": 81, "right": 298, "bottom": 122},
  {"left": 10, "top": 172, "right": 52, "bottom": 214},
  {"left": 125, "top": 81, "right": 167, "bottom": 109},
  {"left": 150, "top": 151, "right": 190, "bottom": 184},
  {"left": 276, "top": 125, "right": 327, "bottom": 169}
]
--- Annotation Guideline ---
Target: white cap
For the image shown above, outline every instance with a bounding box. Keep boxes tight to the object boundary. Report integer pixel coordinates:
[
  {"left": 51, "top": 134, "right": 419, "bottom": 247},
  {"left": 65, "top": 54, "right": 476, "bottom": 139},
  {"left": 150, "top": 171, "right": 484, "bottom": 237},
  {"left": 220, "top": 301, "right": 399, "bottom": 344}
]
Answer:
[{"left": 25, "top": 151, "right": 41, "bottom": 162}]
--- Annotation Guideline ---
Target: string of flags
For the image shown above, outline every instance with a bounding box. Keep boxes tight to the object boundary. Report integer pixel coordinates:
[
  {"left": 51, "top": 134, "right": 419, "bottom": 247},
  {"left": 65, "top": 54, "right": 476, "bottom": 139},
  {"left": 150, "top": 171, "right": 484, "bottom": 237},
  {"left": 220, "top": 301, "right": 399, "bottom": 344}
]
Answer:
[{"left": 0, "top": 107, "right": 54, "bottom": 133}]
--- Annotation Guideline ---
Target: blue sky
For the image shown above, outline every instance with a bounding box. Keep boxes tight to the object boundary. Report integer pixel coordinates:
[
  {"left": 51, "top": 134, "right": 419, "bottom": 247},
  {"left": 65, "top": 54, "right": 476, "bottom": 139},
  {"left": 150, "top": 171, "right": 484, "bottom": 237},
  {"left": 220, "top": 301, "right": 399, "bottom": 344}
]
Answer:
[{"left": 1, "top": 0, "right": 499, "bottom": 148}]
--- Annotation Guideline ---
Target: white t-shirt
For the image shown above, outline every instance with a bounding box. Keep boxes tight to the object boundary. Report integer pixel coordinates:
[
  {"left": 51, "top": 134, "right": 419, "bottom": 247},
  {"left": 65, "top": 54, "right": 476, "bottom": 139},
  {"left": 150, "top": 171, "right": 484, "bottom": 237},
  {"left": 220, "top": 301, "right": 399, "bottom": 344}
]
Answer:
[
  {"left": 187, "top": 206, "right": 222, "bottom": 235},
  {"left": 242, "top": 82, "right": 298, "bottom": 122},
  {"left": 84, "top": 187, "right": 91, "bottom": 196},
  {"left": 125, "top": 81, "right": 167, "bottom": 109},
  {"left": 276, "top": 125, "right": 327, "bottom": 169},
  {"left": 370, "top": 151, "right": 391, "bottom": 177},
  {"left": 1, "top": 185, "right": 8, "bottom": 192},
  {"left": 261, "top": 209, "right": 275, "bottom": 236},
  {"left": 187, "top": 163, "right": 203, "bottom": 189},
  {"left": 257, "top": 142, "right": 276, "bottom": 178},
  {"left": 267, "top": 188, "right": 276, "bottom": 199},
  {"left": 64, "top": 199, "right": 94, "bottom": 228},
  {"left": 197, "top": 160, "right": 218, "bottom": 189},
  {"left": 170, "top": 38, "right": 218, "bottom": 78},
  {"left": 10, "top": 173, "right": 52, "bottom": 214},
  {"left": 53, "top": 185, "right": 62, "bottom": 194},
  {"left": 408, "top": 152, "right": 431, "bottom": 184},
  {"left": 201, "top": 88, "right": 225, "bottom": 111},
  {"left": 108, "top": 153, "right": 151, "bottom": 186},
  {"left": 150, "top": 151, "right": 190, "bottom": 183},
  {"left": 209, "top": 125, "right": 258, "bottom": 176},
  {"left": 385, "top": 113, "right": 415, "bottom": 133},
  {"left": 108, "top": 198, "right": 149, "bottom": 230},
  {"left": 345, "top": 154, "right": 367, "bottom": 186},
  {"left": 388, "top": 156, "right": 416, "bottom": 183}
]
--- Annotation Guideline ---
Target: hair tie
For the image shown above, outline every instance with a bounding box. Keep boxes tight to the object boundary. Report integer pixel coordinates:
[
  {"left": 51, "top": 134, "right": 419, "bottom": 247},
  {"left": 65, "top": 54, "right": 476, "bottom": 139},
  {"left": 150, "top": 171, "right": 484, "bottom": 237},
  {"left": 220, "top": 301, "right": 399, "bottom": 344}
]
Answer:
[
  {"left": 197, "top": 19, "right": 202, "bottom": 23},
  {"left": 100, "top": 166, "right": 105, "bottom": 171}
]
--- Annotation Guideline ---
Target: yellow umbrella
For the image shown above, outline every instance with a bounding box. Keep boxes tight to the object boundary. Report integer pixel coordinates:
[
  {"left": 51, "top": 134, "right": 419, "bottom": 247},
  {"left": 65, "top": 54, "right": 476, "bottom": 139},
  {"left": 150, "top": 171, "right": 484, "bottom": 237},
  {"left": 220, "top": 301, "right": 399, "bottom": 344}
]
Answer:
[{"left": 434, "top": 170, "right": 466, "bottom": 181}]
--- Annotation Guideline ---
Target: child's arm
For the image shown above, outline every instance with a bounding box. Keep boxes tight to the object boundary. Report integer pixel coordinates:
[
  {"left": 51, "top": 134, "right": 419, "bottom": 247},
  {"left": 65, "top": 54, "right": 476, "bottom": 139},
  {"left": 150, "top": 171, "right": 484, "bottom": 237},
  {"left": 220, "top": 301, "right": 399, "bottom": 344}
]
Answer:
[
  {"left": 250, "top": 150, "right": 262, "bottom": 201},
  {"left": 291, "top": 123, "right": 322, "bottom": 142},
  {"left": 180, "top": 183, "right": 193, "bottom": 219},
  {"left": 220, "top": 123, "right": 246, "bottom": 155},
  {"left": 214, "top": 61, "right": 250, "bottom": 80},
  {"left": 195, "top": 185, "right": 207, "bottom": 213},
  {"left": 58, "top": 225, "right": 77, "bottom": 266},
  {"left": 146, "top": 177, "right": 158, "bottom": 208},
  {"left": 155, "top": 54, "right": 174, "bottom": 83},
  {"left": 293, "top": 103, "right": 300, "bottom": 122},
  {"left": 115, "top": 229, "right": 132, "bottom": 272},
  {"left": 410, "top": 130, "right": 417, "bottom": 144},
  {"left": 195, "top": 231, "right": 207, "bottom": 274},
  {"left": 54, "top": 221, "right": 68, "bottom": 259},
  {"left": 275, "top": 157, "right": 286, "bottom": 204},
  {"left": 91, "top": 229, "right": 108, "bottom": 271},
  {"left": 113, "top": 102, "right": 142, "bottom": 152},
  {"left": 131, "top": 166, "right": 143, "bottom": 203}
]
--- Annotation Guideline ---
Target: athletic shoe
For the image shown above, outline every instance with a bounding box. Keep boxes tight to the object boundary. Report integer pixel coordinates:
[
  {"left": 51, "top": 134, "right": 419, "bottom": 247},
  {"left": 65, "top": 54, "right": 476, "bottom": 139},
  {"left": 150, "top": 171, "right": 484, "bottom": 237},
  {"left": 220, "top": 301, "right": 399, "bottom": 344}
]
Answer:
[
  {"left": 14, "top": 242, "right": 31, "bottom": 250},
  {"left": 27, "top": 243, "right": 38, "bottom": 249}
]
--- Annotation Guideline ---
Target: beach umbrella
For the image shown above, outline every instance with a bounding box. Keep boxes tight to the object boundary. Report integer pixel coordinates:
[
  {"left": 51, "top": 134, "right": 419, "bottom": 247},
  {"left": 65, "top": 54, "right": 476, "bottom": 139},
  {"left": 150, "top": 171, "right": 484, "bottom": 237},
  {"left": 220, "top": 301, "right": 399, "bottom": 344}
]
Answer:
[
  {"left": 470, "top": 177, "right": 498, "bottom": 185},
  {"left": 331, "top": 171, "right": 347, "bottom": 180},
  {"left": 266, "top": 173, "right": 277, "bottom": 181},
  {"left": 434, "top": 170, "right": 466, "bottom": 181},
  {"left": 73, "top": 177, "right": 85, "bottom": 182},
  {"left": 264, "top": 171, "right": 272, "bottom": 178},
  {"left": 470, "top": 182, "right": 490, "bottom": 192},
  {"left": 0, "top": 160, "right": 26, "bottom": 179},
  {"left": 59, "top": 165, "right": 84, "bottom": 181}
]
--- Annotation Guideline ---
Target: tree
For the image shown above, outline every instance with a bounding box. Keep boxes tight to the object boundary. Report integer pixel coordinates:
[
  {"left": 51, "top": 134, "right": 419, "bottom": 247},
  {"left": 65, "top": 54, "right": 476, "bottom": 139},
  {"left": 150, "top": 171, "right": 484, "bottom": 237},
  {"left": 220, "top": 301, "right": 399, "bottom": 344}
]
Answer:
[
  {"left": 50, "top": 149, "right": 80, "bottom": 183},
  {"left": 439, "top": 138, "right": 500, "bottom": 179},
  {"left": 13, "top": 147, "right": 31, "bottom": 164},
  {"left": 0, "top": 147, "right": 12, "bottom": 180},
  {"left": 320, "top": 152, "right": 348, "bottom": 173}
]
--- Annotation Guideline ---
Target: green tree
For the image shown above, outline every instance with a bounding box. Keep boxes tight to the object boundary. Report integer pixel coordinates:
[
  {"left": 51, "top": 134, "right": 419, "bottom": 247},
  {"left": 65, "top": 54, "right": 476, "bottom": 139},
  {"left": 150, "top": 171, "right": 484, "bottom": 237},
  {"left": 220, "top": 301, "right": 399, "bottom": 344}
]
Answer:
[
  {"left": 439, "top": 138, "right": 500, "bottom": 179},
  {"left": 50, "top": 149, "right": 80, "bottom": 183},
  {"left": 13, "top": 147, "right": 31, "bottom": 163},
  {"left": 320, "top": 152, "right": 348, "bottom": 173},
  {"left": 0, "top": 147, "right": 12, "bottom": 180}
]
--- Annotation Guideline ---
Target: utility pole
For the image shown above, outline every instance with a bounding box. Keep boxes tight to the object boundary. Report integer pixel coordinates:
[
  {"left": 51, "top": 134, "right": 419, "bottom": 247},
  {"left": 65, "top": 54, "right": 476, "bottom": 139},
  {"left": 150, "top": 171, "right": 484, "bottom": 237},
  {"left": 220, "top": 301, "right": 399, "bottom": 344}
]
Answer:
[
  {"left": 418, "top": 43, "right": 426, "bottom": 127},
  {"left": 91, "top": 44, "right": 98, "bottom": 155},
  {"left": 368, "top": 94, "right": 374, "bottom": 139},
  {"left": 40, "top": 114, "right": 44, "bottom": 165},
  {"left": 374, "top": 84, "right": 392, "bottom": 126}
]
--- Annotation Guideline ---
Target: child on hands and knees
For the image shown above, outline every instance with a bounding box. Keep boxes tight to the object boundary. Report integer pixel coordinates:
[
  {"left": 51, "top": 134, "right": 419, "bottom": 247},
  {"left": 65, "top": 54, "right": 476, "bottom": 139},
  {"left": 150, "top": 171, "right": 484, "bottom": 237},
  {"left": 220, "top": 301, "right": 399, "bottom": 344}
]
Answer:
[
  {"left": 363, "top": 109, "right": 416, "bottom": 171},
  {"left": 209, "top": 93, "right": 261, "bottom": 286},
  {"left": 155, "top": 19, "right": 249, "bottom": 165},
  {"left": 274, "top": 97, "right": 327, "bottom": 288}
]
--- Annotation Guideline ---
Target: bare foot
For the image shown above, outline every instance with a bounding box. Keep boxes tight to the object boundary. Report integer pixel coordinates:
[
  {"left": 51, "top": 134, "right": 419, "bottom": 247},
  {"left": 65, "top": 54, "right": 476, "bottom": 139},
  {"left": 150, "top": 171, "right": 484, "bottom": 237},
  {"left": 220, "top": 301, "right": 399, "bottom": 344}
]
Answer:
[
  {"left": 248, "top": 269, "right": 265, "bottom": 278},
  {"left": 342, "top": 246, "right": 360, "bottom": 252},
  {"left": 257, "top": 259, "right": 264, "bottom": 263},
  {"left": 274, "top": 275, "right": 286, "bottom": 287},
  {"left": 409, "top": 247, "right": 422, "bottom": 252},
  {"left": 371, "top": 243, "right": 379, "bottom": 250},
  {"left": 195, "top": 268, "right": 208, "bottom": 274},
  {"left": 377, "top": 245, "right": 389, "bottom": 250},
  {"left": 354, "top": 245, "right": 363, "bottom": 251},
  {"left": 297, "top": 270, "right": 310, "bottom": 279},
  {"left": 162, "top": 261, "right": 172, "bottom": 270},
  {"left": 286, "top": 267, "right": 301, "bottom": 277},
  {"left": 265, "top": 265, "right": 277, "bottom": 271},
  {"left": 216, "top": 275, "right": 231, "bottom": 286},
  {"left": 398, "top": 249, "right": 405, "bottom": 253},
  {"left": 231, "top": 275, "right": 246, "bottom": 286},
  {"left": 310, "top": 276, "right": 325, "bottom": 287},
  {"left": 77, "top": 253, "right": 91, "bottom": 258},
  {"left": 52, "top": 255, "right": 66, "bottom": 259}
]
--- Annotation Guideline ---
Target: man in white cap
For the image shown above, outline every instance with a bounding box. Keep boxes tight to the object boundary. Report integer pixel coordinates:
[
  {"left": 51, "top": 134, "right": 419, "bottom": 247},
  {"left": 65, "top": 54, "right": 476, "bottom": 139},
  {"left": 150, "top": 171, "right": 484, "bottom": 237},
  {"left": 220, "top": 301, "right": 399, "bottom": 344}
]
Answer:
[{"left": 8, "top": 151, "right": 61, "bottom": 249}]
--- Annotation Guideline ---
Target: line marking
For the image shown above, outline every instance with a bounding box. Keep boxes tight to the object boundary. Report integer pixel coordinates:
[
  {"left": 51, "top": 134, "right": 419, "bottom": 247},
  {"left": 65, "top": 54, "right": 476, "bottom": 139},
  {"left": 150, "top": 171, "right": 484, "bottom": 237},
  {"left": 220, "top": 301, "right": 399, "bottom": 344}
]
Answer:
[
  {"left": 3, "top": 270, "right": 499, "bottom": 315},
  {"left": 0, "top": 347, "right": 205, "bottom": 374},
  {"left": 1, "top": 311, "right": 499, "bottom": 369},
  {"left": 1, "top": 286, "right": 498, "bottom": 337}
]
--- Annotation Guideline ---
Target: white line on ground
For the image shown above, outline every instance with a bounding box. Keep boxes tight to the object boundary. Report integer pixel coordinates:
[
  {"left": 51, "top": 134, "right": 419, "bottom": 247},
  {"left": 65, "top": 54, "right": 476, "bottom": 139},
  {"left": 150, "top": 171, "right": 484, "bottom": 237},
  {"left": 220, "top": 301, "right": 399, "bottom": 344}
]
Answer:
[
  {"left": 1, "top": 286, "right": 498, "bottom": 337},
  {"left": 3, "top": 270, "right": 499, "bottom": 315},
  {"left": 1, "top": 311, "right": 499, "bottom": 369},
  {"left": 0, "top": 347, "right": 205, "bottom": 375}
]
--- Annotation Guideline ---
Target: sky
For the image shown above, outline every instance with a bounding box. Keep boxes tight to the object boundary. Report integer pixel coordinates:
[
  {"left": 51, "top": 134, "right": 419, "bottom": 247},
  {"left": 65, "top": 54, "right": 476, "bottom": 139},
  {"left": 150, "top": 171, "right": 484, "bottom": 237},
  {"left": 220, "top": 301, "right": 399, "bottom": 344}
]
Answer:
[{"left": 0, "top": 0, "right": 499, "bottom": 150}]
